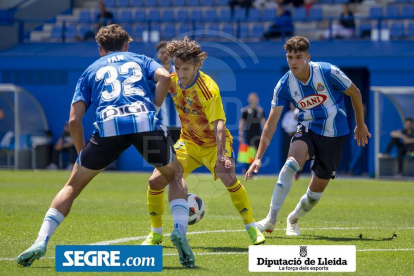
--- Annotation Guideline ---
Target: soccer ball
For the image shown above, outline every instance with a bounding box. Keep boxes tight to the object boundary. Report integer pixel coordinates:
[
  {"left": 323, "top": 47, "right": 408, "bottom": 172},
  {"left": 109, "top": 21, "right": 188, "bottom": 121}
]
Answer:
[{"left": 188, "top": 193, "right": 205, "bottom": 225}]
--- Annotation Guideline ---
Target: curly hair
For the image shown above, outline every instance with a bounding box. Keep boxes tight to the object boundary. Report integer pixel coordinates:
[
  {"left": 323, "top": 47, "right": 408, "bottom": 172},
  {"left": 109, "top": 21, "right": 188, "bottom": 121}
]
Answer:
[
  {"left": 166, "top": 36, "right": 207, "bottom": 65},
  {"left": 284, "top": 36, "right": 310, "bottom": 53},
  {"left": 95, "top": 24, "right": 133, "bottom": 52}
]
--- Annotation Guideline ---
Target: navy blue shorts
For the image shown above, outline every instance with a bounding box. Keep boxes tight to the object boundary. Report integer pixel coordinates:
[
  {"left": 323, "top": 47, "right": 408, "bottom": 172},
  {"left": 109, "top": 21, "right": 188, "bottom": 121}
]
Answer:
[
  {"left": 291, "top": 125, "right": 346, "bottom": 179},
  {"left": 78, "top": 129, "right": 174, "bottom": 170}
]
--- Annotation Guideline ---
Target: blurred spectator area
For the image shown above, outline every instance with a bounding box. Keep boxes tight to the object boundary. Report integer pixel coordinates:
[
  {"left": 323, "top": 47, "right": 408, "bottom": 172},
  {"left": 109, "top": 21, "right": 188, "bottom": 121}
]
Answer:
[{"left": 5, "top": 0, "right": 414, "bottom": 42}]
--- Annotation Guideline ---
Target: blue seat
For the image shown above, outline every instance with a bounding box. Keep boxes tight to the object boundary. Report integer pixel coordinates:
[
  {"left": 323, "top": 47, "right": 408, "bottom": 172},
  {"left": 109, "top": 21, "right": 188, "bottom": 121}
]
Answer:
[
  {"left": 220, "top": 23, "right": 235, "bottom": 36},
  {"left": 390, "top": 22, "right": 404, "bottom": 37},
  {"left": 150, "top": 23, "right": 161, "bottom": 32},
  {"left": 177, "top": 23, "right": 191, "bottom": 36},
  {"left": 162, "top": 9, "right": 174, "bottom": 21},
  {"left": 401, "top": 6, "right": 414, "bottom": 18},
  {"left": 233, "top": 8, "right": 245, "bottom": 20},
  {"left": 50, "top": 25, "right": 63, "bottom": 38},
  {"left": 334, "top": 0, "right": 348, "bottom": 3},
  {"left": 190, "top": 10, "right": 203, "bottom": 21},
  {"left": 206, "top": 23, "right": 219, "bottom": 37},
  {"left": 77, "top": 24, "right": 91, "bottom": 37},
  {"left": 369, "top": 7, "right": 383, "bottom": 19},
  {"left": 132, "top": 23, "right": 147, "bottom": 38},
  {"left": 187, "top": 0, "right": 200, "bottom": 6},
  {"left": 247, "top": 9, "right": 260, "bottom": 22},
  {"left": 204, "top": 9, "right": 217, "bottom": 22},
  {"left": 105, "top": 0, "right": 116, "bottom": 8},
  {"left": 308, "top": 7, "right": 322, "bottom": 20},
  {"left": 145, "top": 0, "right": 157, "bottom": 6},
  {"left": 64, "top": 25, "right": 76, "bottom": 39},
  {"left": 219, "top": 8, "right": 232, "bottom": 21},
  {"left": 147, "top": 9, "right": 160, "bottom": 21},
  {"left": 173, "top": 0, "right": 185, "bottom": 6},
  {"left": 162, "top": 24, "right": 176, "bottom": 38},
  {"left": 159, "top": 0, "right": 171, "bottom": 6},
  {"left": 251, "top": 24, "right": 263, "bottom": 38},
  {"left": 262, "top": 8, "right": 275, "bottom": 22},
  {"left": 118, "top": 10, "right": 132, "bottom": 23},
  {"left": 78, "top": 10, "right": 90, "bottom": 23},
  {"left": 193, "top": 23, "right": 206, "bottom": 37},
  {"left": 359, "top": 23, "right": 371, "bottom": 37},
  {"left": 118, "top": 0, "right": 130, "bottom": 7},
  {"left": 122, "top": 24, "right": 132, "bottom": 35},
  {"left": 133, "top": 9, "right": 146, "bottom": 22},
  {"left": 201, "top": 0, "right": 213, "bottom": 5},
  {"left": 239, "top": 23, "right": 249, "bottom": 38},
  {"left": 293, "top": 7, "right": 306, "bottom": 21},
  {"left": 176, "top": 10, "right": 188, "bottom": 21},
  {"left": 406, "top": 22, "right": 414, "bottom": 36},
  {"left": 215, "top": 0, "right": 227, "bottom": 6},
  {"left": 385, "top": 6, "right": 399, "bottom": 19},
  {"left": 131, "top": 0, "right": 143, "bottom": 6}
]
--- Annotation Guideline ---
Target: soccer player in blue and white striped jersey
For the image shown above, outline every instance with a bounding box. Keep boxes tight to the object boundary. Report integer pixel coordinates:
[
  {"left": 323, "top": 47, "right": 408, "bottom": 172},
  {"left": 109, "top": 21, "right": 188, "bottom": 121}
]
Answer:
[
  {"left": 17, "top": 25, "right": 194, "bottom": 268},
  {"left": 245, "top": 36, "right": 371, "bottom": 236}
]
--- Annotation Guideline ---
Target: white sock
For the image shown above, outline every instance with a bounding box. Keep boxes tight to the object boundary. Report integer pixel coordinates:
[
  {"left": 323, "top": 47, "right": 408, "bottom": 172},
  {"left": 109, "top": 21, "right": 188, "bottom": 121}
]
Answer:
[
  {"left": 35, "top": 208, "right": 65, "bottom": 244},
  {"left": 151, "top": 227, "right": 163, "bottom": 235},
  {"left": 170, "top": 198, "right": 189, "bottom": 235},
  {"left": 267, "top": 157, "right": 300, "bottom": 223},
  {"left": 289, "top": 187, "right": 323, "bottom": 220},
  {"left": 244, "top": 222, "right": 256, "bottom": 231}
]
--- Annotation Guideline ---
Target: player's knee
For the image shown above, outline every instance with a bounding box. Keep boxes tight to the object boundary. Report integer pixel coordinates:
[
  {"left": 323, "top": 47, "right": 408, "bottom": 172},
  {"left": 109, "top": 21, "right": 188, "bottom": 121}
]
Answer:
[{"left": 149, "top": 175, "right": 168, "bottom": 190}]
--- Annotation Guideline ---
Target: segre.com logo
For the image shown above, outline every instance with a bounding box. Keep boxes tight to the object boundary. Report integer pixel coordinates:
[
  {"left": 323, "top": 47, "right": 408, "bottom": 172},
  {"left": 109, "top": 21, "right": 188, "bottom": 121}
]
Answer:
[{"left": 55, "top": 245, "right": 162, "bottom": 272}]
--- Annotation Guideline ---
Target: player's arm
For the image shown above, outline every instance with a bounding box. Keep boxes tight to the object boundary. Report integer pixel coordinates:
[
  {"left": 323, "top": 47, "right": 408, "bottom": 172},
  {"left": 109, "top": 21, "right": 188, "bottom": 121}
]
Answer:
[
  {"left": 212, "top": 119, "right": 232, "bottom": 169},
  {"left": 245, "top": 106, "right": 283, "bottom": 180},
  {"left": 69, "top": 101, "right": 86, "bottom": 155},
  {"left": 153, "top": 67, "right": 171, "bottom": 109},
  {"left": 238, "top": 117, "right": 246, "bottom": 144},
  {"left": 344, "top": 83, "right": 371, "bottom": 147}
]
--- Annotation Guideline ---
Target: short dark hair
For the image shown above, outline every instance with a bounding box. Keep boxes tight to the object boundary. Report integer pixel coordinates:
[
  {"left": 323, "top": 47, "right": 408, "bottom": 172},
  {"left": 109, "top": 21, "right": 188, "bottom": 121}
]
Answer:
[
  {"left": 95, "top": 24, "right": 133, "bottom": 52},
  {"left": 406, "top": 118, "right": 413, "bottom": 123},
  {"left": 156, "top": 41, "right": 168, "bottom": 52},
  {"left": 284, "top": 36, "right": 310, "bottom": 53},
  {"left": 166, "top": 36, "right": 207, "bottom": 65}
]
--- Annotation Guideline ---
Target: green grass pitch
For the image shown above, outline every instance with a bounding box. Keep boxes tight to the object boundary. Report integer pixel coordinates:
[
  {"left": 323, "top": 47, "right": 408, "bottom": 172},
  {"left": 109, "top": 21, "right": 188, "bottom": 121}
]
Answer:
[{"left": 0, "top": 170, "right": 413, "bottom": 275}]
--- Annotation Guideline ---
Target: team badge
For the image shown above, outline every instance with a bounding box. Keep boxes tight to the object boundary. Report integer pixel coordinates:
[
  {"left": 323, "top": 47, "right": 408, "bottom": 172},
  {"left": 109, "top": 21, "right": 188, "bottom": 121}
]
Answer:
[
  {"left": 294, "top": 132, "right": 302, "bottom": 138},
  {"left": 317, "top": 83, "right": 325, "bottom": 91},
  {"left": 185, "top": 95, "right": 193, "bottom": 106},
  {"left": 171, "top": 91, "right": 177, "bottom": 98}
]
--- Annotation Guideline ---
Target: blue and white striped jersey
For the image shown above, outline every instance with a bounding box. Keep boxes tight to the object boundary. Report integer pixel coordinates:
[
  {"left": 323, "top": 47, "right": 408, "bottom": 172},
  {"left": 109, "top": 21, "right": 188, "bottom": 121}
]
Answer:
[
  {"left": 72, "top": 52, "right": 163, "bottom": 137},
  {"left": 272, "top": 61, "right": 352, "bottom": 137}
]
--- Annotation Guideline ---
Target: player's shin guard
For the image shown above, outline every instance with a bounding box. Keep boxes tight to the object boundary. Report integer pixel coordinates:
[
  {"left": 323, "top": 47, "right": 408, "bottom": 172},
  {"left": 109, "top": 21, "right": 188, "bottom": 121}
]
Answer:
[
  {"left": 147, "top": 188, "right": 165, "bottom": 229},
  {"left": 268, "top": 157, "right": 300, "bottom": 221},
  {"left": 35, "top": 208, "right": 65, "bottom": 244},
  {"left": 290, "top": 187, "right": 323, "bottom": 219},
  {"left": 227, "top": 180, "right": 254, "bottom": 225}
]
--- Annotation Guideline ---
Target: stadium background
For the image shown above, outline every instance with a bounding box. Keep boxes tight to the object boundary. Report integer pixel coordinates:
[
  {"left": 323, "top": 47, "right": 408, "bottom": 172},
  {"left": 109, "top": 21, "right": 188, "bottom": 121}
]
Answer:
[{"left": 0, "top": 0, "right": 412, "bottom": 176}]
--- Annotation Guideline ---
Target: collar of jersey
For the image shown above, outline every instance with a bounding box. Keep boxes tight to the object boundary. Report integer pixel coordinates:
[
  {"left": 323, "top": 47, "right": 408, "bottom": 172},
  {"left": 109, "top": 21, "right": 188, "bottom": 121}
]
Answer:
[
  {"left": 293, "top": 61, "right": 313, "bottom": 86},
  {"left": 178, "top": 71, "right": 200, "bottom": 90}
]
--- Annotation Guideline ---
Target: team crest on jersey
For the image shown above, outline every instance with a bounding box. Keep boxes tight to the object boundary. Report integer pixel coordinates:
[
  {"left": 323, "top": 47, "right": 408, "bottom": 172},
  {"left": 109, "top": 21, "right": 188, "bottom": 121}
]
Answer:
[
  {"left": 185, "top": 95, "right": 193, "bottom": 106},
  {"left": 316, "top": 83, "right": 325, "bottom": 91},
  {"left": 297, "top": 94, "right": 327, "bottom": 110},
  {"left": 294, "top": 132, "right": 302, "bottom": 138},
  {"left": 171, "top": 91, "right": 177, "bottom": 98}
]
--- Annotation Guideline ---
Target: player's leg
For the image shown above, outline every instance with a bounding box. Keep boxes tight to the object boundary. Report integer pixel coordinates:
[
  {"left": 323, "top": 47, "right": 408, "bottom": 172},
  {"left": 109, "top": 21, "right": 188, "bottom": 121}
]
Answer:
[
  {"left": 212, "top": 144, "right": 265, "bottom": 245},
  {"left": 256, "top": 127, "right": 311, "bottom": 233},
  {"left": 143, "top": 139, "right": 199, "bottom": 245},
  {"left": 286, "top": 133, "right": 346, "bottom": 236},
  {"left": 17, "top": 134, "right": 124, "bottom": 267}
]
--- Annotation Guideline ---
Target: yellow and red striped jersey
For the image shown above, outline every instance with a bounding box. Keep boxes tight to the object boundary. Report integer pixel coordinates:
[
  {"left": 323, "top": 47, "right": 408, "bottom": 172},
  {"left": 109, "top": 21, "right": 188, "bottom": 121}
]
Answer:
[{"left": 169, "top": 70, "right": 232, "bottom": 147}]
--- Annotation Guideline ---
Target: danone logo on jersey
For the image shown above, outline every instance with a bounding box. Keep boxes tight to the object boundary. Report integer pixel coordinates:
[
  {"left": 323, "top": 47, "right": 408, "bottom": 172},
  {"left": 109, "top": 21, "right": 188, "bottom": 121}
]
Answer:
[{"left": 297, "top": 94, "right": 327, "bottom": 110}]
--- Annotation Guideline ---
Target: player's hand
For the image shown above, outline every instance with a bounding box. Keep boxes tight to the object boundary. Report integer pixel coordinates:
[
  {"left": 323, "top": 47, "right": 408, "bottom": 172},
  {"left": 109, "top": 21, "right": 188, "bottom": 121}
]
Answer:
[
  {"left": 245, "top": 159, "right": 261, "bottom": 181},
  {"left": 217, "top": 153, "right": 232, "bottom": 169},
  {"left": 354, "top": 124, "right": 371, "bottom": 147}
]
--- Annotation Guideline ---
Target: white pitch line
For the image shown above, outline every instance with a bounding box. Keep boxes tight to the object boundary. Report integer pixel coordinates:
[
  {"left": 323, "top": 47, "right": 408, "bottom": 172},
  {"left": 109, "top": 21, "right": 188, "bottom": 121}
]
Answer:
[{"left": 3, "top": 227, "right": 414, "bottom": 262}]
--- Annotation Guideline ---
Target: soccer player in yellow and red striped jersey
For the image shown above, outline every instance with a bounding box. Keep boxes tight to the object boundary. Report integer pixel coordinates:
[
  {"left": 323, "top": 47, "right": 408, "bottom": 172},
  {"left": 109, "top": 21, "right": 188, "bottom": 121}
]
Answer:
[{"left": 142, "top": 37, "right": 265, "bottom": 247}]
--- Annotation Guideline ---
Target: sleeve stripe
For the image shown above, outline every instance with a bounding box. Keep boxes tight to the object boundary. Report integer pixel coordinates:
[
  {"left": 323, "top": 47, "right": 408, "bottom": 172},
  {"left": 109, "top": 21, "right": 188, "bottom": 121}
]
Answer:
[
  {"left": 197, "top": 80, "right": 212, "bottom": 100},
  {"left": 198, "top": 78, "right": 213, "bottom": 99}
]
